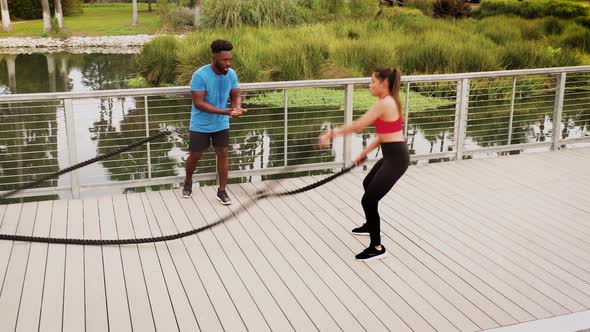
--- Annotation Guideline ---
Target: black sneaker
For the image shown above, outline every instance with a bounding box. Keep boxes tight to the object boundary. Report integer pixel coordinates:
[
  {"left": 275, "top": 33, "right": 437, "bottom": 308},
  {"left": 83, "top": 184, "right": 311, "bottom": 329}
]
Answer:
[
  {"left": 355, "top": 246, "right": 387, "bottom": 261},
  {"left": 351, "top": 224, "right": 370, "bottom": 236},
  {"left": 217, "top": 189, "right": 232, "bottom": 205},
  {"left": 182, "top": 180, "right": 192, "bottom": 198}
]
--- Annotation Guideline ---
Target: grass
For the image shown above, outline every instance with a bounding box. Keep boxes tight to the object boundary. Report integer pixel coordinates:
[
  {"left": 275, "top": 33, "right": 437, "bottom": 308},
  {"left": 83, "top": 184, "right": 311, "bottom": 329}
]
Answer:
[{"left": 0, "top": 3, "right": 160, "bottom": 37}]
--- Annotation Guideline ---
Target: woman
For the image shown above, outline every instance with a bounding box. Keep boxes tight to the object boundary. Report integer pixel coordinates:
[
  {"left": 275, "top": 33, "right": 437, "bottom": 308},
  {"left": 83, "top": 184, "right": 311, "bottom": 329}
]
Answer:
[{"left": 319, "top": 68, "right": 410, "bottom": 261}]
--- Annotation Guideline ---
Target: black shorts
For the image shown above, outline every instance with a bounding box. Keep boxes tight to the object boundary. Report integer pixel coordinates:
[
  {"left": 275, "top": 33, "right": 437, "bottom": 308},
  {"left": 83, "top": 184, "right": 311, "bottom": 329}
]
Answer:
[{"left": 189, "top": 129, "right": 230, "bottom": 152}]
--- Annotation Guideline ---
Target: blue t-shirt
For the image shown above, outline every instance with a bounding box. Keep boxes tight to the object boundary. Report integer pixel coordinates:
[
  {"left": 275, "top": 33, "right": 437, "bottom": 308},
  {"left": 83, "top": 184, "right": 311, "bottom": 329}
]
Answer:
[{"left": 189, "top": 64, "right": 239, "bottom": 133}]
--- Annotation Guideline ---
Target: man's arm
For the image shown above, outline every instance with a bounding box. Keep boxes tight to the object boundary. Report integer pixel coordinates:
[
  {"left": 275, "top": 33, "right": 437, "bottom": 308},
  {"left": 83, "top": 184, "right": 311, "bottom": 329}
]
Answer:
[
  {"left": 191, "top": 90, "right": 231, "bottom": 115},
  {"left": 230, "top": 88, "right": 241, "bottom": 109}
]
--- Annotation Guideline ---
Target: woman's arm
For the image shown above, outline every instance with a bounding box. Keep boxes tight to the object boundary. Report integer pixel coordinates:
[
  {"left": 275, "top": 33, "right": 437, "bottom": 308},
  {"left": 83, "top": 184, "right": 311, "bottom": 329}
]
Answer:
[
  {"left": 319, "top": 101, "right": 385, "bottom": 148},
  {"left": 355, "top": 137, "right": 381, "bottom": 165}
]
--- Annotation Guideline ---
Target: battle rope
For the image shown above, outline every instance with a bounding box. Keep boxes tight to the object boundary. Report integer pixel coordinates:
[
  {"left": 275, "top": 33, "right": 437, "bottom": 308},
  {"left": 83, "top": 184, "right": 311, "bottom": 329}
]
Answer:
[{"left": 0, "top": 131, "right": 361, "bottom": 245}]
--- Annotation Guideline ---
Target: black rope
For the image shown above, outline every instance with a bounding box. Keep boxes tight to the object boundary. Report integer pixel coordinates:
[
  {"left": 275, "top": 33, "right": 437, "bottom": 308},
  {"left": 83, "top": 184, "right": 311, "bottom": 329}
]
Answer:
[
  {"left": 0, "top": 162, "right": 361, "bottom": 245},
  {"left": 0, "top": 130, "right": 171, "bottom": 201}
]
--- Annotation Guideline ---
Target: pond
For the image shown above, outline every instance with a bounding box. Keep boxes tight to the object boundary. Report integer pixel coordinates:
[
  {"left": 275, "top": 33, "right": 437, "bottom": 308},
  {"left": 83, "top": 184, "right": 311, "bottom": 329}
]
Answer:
[{"left": 1, "top": 53, "right": 589, "bottom": 201}]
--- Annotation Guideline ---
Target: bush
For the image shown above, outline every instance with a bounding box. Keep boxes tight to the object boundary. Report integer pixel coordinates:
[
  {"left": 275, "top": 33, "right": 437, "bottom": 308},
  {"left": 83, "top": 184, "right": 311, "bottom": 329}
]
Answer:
[
  {"left": 159, "top": 2, "right": 194, "bottom": 32},
  {"left": 477, "top": 0, "right": 589, "bottom": 19},
  {"left": 402, "top": 0, "right": 434, "bottom": 16},
  {"left": 349, "top": 0, "right": 379, "bottom": 19},
  {"left": 135, "top": 36, "right": 181, "bottom": 86},
  {"left": 63, "top": 0, "right": 83, "bottom": 16},
  {"left": 201, "top": 0, "right": 307, "bottom": 28},
  {"left": 559, "top": 24, "right": 590, "bottom": 53},
  {"left": 477, "top": 17, "right": 522, "bottom": 44},
  {"left": 575, "top": 16, "right": 590, "bottom": 29},
  {"left": 432, "top": 0, "right": 471, "bottom": 18}
]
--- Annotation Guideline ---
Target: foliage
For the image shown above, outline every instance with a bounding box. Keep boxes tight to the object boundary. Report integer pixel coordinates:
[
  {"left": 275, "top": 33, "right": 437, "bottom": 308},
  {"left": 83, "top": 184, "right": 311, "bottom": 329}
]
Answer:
[
  {"left": 201, "top": 0, "right": 307, "bottom": 28},
  {"left": 477, "top": 0, "right": 589, "bottom": 19},
  {"left": 432, "top": 0, "right": 471, "bottom": 18},
  {"left": 158, "top": 0, "right": 194, "bottom": 32},
  {"left": 135, "top": 35, "right": 180, "bottom": 86}
]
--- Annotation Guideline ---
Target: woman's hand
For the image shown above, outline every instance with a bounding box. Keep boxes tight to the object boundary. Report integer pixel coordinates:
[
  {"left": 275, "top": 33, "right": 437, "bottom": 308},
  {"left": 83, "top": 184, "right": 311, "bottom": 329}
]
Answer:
[
  {"left": 355, "top": 153, "right": 367, "bottom": 166},
  {"left": 319, "top": 129, "right": 333, "bottom": 149}
]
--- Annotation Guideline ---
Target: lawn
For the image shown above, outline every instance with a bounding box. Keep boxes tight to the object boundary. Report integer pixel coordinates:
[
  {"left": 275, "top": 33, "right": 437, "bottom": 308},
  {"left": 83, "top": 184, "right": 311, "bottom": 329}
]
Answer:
[{"left": 0, "top": 3, "right": 161, "bottom": 37}]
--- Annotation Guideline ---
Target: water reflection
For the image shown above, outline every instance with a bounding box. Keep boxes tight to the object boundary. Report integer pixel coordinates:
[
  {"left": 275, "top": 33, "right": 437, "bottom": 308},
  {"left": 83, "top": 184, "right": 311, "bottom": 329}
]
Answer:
[{"left": 0, "top": 53, "right": 589, "bottom": 201}]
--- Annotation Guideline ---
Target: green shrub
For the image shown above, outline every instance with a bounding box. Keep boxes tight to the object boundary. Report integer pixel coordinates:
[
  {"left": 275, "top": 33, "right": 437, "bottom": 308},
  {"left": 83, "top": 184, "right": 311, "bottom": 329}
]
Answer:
[
  {"left": 575, "top": 16, "right": 590, "bottom": 29},
  {"left": 135, "top": 35, "right": 181, "bottom": 86},
  {"left": 349, "top": 0, "right": 379, "bottom": 19},
  {"left": 403, "top": 0, "right": 434, "bottom": 16},
  {"left": 543, "top": 17, "right": 565, "bottom": 35},
  {"left": 432, "top": 0, "right": 471, "bottom": 18},
  {"left": 559, "top": 24, "right": 590, "bottom": 53},
  {"left": 477, "top": 17, "right": 522, "bottom": 44},
  {"left": 477, "top": 0, "right": 589, "bottom": 19},
  {"left": 159, "top": 1, "right": 194, "bottom": 32},
  {"left": 201, "top": 0, "right": 307, "bottom": 28},
  {"left": 63, "top": 0, "right": 83, "bottom": 16}
]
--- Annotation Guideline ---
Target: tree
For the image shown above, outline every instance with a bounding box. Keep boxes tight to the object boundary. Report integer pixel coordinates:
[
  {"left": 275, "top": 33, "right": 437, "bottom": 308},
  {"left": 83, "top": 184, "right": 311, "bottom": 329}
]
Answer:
[
  {"left": 132, "top": 0, "right": 138, "bottom": 26},
  {"left": 193, "top": 0, "right": 201, "bottom": 27},
  {"left": 40, "top": 0, "right": 52, "bottom": 33},
  {"left": 0, "top": 0, "right": 13, "bottom": 32},
  {"left": 54, "top": 0, "right": 65, "bottom": 30}
]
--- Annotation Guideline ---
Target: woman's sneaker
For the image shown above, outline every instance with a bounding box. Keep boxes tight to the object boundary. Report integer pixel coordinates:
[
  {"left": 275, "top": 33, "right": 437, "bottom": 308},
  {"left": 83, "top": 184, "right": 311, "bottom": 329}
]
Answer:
[
  {"left": 182, "top": 180, "right": 192, "bottom": 198},
  {"left": 355, "top": 246, "right": 387, "bottom": 261},
  {"left": 351, "top": 224, "right": 370, "bottom": 236}
]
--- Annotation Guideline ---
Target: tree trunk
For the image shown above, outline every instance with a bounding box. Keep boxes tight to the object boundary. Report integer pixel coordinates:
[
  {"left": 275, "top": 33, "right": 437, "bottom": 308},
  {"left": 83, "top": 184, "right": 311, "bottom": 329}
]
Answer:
[
  {"left": 40, "top": 0, "right": 52, "bottom": 33},
  {"left": 147, "top": 0, "right": 152, "bottom": 12},
  {"left": 54, "top": 0, "right": 65, "bottom": 29},
  {"left": 132, "top": 0, "right": 138, "bottom": 26},
  {"left": 0, "top": 0, "right": 13, "bottom": 32},
  {"left": 193, "top": 0, "right": 201, "bottom": 27},
  {"left": 60, "top": 56, "right": 69, "bottom": 91}
]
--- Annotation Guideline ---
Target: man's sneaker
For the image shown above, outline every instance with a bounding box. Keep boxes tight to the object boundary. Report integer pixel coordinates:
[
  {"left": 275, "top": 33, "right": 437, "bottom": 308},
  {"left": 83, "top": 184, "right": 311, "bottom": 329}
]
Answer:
[
  {"left": 182, "top": 180, "right": 192, "bottom": 198},
  {"left": 217, "top": 189, "right": 232, "bottom": 205},
  {"left": 351, "top": 224, "right": 370, "bottom": 236},
  {"left": 355, "top": 246, "right": 387, "bottom": 261}
]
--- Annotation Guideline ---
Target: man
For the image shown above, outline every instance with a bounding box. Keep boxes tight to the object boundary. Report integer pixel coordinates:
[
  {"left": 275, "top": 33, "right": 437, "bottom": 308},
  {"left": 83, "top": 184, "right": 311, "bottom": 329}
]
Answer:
[{"left": 182, "top": 39, "right": 246, "bottom": 204}]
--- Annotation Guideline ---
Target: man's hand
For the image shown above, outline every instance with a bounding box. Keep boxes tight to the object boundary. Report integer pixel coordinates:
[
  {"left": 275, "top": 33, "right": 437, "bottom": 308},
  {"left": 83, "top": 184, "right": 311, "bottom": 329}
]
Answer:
[{"left": 229, "top": 107, "right": 247, "bottom": 118}]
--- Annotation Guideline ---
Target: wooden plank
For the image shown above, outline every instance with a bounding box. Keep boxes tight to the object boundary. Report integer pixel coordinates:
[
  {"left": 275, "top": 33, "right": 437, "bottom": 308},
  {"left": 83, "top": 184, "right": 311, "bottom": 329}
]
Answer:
[
  {"left": 435, "top": 160, "right": 590, "bottom": 278},
  {"left": 126, "top": 193, "right": 179, "bottom": 332},
  {"left": 344, "top": 167, "right": 567, "bottom": 314},
  {"left": 164, "top": 189, "right": 275, "bottom": 332},
  {"left": 330, "top": 172, "right": 544, "bottom": 322},
  {"left": 240, "top": 181, "right": 410, "bottom": 332},
  {"left": 312, "top": 173, "right": 524, "bottom": 326},
  {"left": 210, "top": 182, "right": 342, "bottom": 332},
  {"left": 256, "top": 180, "right": 436, "bottom": 332},
  {"left": 390, "top": 173, "right": 590, "bottom": 311},
  {"left": 97, "top": 195, "right": 133, "bottom": 332},
  {"left": 340, "top": 171, "right": 565, "bottom": 318},
  {"left": 299, "top": 175, "right": 501, "bottom": 331},
  {"left": 83, "top": 198, "right": 109, "bottom": 332},
  {"left": 277, "top": 178, "right": 462, "bottom": 332},
  {"left": 0, "top": 203, "right": 22, "bottom": 296},
  {"left": 0, "top": 202, "right": 37, "bottom": 331},
  {"left": 181, "top": 185, "right": 317, "bottom": 332},
  {"left": 38, "top": 200, "right": 67, "bottom": 331},
  {"left": 62, "top": 199, "right": 85, "bottom": 332},
  {"left": 142, "top": 192, "right": 201, "bottom": 332},
  {"left": 112, "top": 194, "right": 156, "bottom": 332},
  {"left": 15, "top": 201, "right": 53, "bottom": 332}
]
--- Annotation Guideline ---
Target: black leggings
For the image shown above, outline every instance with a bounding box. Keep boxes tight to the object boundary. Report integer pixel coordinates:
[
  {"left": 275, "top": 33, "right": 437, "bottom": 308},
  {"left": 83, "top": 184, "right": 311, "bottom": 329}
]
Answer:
[{"left": 362, "top": 142, "right": 410, "bottom": 247}]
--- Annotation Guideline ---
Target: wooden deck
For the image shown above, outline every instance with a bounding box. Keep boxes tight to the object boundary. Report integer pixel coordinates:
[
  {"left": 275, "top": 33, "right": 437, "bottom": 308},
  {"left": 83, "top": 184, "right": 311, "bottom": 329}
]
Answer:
[{"left": 0, "top": 147, "right": 589, "bottom": 332}]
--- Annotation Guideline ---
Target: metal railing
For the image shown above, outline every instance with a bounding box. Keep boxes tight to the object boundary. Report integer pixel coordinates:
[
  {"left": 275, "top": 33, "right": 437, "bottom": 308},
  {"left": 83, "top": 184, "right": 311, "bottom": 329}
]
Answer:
[{"left": 1, "top": 66, "right": 589, "bottom": 200}]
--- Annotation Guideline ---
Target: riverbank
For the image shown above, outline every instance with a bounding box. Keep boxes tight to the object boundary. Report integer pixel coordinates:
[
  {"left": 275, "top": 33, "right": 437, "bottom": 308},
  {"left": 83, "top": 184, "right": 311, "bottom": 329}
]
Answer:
[{"left": 0, "top": 35, "right": 158, "bottom": 54}]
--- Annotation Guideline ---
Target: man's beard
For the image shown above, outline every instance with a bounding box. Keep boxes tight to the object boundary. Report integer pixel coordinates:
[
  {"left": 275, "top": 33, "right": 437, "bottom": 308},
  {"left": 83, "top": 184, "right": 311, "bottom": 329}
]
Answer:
[{"left": 215, "top": 62, "right": 229, "bottom": 75}]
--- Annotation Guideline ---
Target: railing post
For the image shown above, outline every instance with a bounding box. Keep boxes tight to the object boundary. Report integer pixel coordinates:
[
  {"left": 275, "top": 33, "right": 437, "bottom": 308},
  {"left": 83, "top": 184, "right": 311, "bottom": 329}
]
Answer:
[
  {"left": 507, "top": 77, "right": 517, "bottom": 146},
  {"left": 453, "top": 79, "right": 470, "bottom": 160},
  {"left": 552, "top": 72, "right": 566, "bottom": 151},
  {"left": 64, "top": 98, "right": 80, "bottom": 198},
  {"left": 343, "top": 84, "right": 354, "bottom": 165},
  {"left": 404, "top": 82, "right": 410, "bottom": 138},
  {"left": 144, "top": 96, "right": 152, "bottom": 180},
  {"left": 284, "top": 89, "right": 288, "bottom": 167}
]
